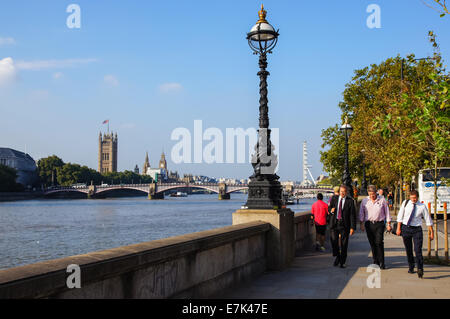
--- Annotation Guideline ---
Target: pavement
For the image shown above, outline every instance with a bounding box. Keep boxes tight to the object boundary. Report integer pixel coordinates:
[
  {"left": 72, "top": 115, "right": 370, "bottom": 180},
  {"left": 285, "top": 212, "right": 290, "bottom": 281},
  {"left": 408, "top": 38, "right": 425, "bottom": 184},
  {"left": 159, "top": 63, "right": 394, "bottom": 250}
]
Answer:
[{"left": 221, "top": 224, "right": 450, "bottom": 299}]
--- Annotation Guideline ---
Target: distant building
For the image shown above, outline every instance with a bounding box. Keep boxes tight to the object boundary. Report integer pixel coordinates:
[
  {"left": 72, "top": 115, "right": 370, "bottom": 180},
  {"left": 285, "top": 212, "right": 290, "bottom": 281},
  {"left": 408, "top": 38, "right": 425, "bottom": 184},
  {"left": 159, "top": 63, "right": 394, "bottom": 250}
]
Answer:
[
  {"left": 317, "top": 174, "right": 329, "bottom": 183},
  {"left": 0, "top": 148, "right": 38, "bottom": 188},
  {"left": 183, "top": 174, "right": 194, "bottom": 183},
  {"left": 134, "top": 165, "right": 139, "bottom": 174},
  {"left": 159, "top": 152, "right": 167, "bottom": 170},
  {"left": 168, "top": 171, "right": 180, "bottom": 182},
  {"left": 98, "top": 132, "right": 118, "bottom": 173},
  {"left": 143, "top": 152, "right": 150, "bottom": 175},
  {"left": 143, "top": 152, "right": 169, "bottom": 182}
]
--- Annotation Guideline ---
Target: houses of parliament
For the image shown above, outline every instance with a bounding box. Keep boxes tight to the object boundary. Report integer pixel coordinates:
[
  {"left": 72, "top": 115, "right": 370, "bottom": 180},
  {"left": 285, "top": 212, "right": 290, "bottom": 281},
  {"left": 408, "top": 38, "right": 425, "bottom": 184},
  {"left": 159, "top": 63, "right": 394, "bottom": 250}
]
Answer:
[
  {"left": 98, "top": 131, "right": 118, "bottom": 174},
  {"left": 97, "top": 131, "right": 179, "bottom": 181}
]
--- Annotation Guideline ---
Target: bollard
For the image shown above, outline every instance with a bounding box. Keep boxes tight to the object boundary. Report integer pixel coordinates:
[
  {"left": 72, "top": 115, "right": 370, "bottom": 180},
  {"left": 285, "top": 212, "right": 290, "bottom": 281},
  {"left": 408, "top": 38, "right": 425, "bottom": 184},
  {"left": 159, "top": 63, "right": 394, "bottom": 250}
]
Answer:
[
  {"left": 428, "top": 202, "right": 432, "bottom": 258},
  {"left": 445, "top": 202, "right": 448, "bottom": 262}
]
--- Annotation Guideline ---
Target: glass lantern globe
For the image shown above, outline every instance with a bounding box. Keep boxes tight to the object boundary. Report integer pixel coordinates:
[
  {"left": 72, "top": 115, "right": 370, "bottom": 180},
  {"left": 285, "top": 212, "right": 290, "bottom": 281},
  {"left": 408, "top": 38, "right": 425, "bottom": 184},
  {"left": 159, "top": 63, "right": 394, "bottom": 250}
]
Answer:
[
  {"left": 247, "top": 5, "right": 279, "bottom": 54},
  {"left": 340, "top": 117, "right": 353, "bottom": 138}
]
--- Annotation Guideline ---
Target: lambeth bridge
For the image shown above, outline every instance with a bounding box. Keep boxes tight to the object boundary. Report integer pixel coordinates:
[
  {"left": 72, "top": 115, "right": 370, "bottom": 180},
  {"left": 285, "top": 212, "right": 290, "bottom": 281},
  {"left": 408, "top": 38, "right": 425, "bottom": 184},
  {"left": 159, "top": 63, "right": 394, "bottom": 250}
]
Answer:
[{"left": 43, "top": 182, "right": 333, "bottom": 200}]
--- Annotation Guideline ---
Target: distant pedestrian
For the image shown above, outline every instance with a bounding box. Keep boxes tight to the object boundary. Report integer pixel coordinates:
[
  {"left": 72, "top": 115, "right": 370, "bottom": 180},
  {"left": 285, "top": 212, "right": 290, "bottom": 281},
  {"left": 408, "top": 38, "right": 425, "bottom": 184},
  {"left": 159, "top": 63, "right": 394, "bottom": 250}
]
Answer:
[
  {"left": 396, "top": 190, "right": 434, "bottom": 278},
  {"left": 328, "top": 185, "right": 357, "bottom": 268},
  {"left": 328, "top": 186, "right": 339, "bottom": 205},
  {"left": 377, "top": 188, "right": 385, "bottom": 199},
  {"left": 353, "top": 187, "right": 359, "bottom": 198},
  {"left": 387, "top": 192, "right": 394, "bottom": 210},
  {"left": 360, "top": 185, "right": 392, "bottom": 269},
  {"left": 311, "top": 193, "right": 329, "bottom": 252}
]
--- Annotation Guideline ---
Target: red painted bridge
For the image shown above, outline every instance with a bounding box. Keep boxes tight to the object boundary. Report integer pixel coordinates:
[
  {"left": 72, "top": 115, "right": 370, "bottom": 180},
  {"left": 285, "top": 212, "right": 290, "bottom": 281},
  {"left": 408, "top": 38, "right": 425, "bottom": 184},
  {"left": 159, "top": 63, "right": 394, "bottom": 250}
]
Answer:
[{"left": 43, "top": 182, "right": 332, "bottom": 200}]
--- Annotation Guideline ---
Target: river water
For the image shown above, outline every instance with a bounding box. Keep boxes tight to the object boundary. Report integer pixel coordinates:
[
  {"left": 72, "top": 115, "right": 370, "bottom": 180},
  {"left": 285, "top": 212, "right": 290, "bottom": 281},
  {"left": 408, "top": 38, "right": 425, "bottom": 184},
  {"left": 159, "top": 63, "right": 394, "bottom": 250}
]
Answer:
[{"left": 0, "top": 194, "right": 316, "bottom": 270}]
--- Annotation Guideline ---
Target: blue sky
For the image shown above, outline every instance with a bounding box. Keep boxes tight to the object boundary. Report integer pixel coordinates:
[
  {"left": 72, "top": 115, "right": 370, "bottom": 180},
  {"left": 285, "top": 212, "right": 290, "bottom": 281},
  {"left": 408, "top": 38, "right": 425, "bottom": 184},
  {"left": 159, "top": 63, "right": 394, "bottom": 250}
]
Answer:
[{"left": 0, "top": 0, "right": 449, "bottom": 181}]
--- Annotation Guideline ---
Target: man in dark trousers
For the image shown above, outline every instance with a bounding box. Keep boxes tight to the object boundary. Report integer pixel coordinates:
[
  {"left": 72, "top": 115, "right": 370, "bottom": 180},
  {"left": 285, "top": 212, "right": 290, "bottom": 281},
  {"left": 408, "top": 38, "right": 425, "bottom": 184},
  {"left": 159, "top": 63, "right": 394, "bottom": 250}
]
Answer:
[
  {"left": 328, "top": 184, "right": 357, "bottom": 268},
  {"left": 359, "top": 185, "right": 392, "bottom": 269}
]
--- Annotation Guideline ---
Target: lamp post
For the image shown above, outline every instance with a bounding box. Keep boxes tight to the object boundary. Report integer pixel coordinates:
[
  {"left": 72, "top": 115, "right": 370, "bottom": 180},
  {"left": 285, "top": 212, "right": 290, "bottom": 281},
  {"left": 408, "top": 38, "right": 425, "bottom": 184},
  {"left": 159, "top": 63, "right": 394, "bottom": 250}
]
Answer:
[
  {"left": 360, "top": 149, "right": 368, "bottom": 195},
  {"left": 244, "top": 5, "right": 282, "bottom": 209},
  {"left": 340, "top": 117, "right": 353, "bottom": 197}
]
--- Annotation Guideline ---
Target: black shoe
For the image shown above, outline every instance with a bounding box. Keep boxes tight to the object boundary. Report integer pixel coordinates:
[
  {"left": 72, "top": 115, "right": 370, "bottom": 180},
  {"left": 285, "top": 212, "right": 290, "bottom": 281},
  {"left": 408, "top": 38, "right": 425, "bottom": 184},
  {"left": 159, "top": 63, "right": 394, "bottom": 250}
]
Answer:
[
  {"left": 408, "top": 268, "right": 415, "bottom": 274},
  {"left": 333, "top": 256, "right": 340, "bottom": 266},
  {"left": 417, "top": 269, "right": 424, "bottom": 278},
  {"left": 340, "top": 263, "right": 346, "bottom": 268},
  {"left": 380, "top": 264, "right": 386, "bottom": 270}
]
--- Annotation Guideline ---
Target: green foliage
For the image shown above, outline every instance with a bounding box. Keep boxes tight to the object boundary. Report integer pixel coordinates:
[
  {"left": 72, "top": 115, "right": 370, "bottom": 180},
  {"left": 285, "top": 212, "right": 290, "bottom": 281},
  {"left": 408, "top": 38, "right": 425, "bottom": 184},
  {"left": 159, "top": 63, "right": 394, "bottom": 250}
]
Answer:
[
  {"left": 375, "top": 32, "right": 449, "bottom": 170},
  {"left": 319, "top": 124, "right": 362, "bottom": 184},
  {"left": 0, "top": 164, "right": 23, "bottom": 192},
  {"left": 320, "top": 32, "right": 449, "bottom": 193},
  {"left": 37, "top": 155, "right": 64, "bottom": 186},
  {"left": 102, "top": 171, "right": 153, "bottom": 185},
  {"left": 38, "top": 156, "right": 153, "bottom": 187},
  {"left": 56, "top": 163, "right": 103, "bottom": 186},
  {"left": 317, "top": 176, "right": 340, "bottom": 187}
]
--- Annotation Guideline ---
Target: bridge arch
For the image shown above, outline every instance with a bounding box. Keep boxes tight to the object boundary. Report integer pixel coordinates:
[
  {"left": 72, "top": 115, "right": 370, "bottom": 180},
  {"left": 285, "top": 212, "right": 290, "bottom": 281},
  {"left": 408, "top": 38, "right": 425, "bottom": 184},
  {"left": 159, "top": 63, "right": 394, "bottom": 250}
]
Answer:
[
  {"left": 156, "top": 184, "right": 219, "bottom": 194},
  {"left": 226, "top": 187, "right": 248, "bottom": 194}
]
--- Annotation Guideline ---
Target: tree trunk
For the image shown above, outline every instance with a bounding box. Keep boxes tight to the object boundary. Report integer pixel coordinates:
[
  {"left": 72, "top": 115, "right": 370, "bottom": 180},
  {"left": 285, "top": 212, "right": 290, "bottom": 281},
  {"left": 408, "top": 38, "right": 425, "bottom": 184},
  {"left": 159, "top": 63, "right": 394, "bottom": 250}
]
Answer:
[
  {"left": 394, "top": 183, "right": 398, "bottom": 213},
  {"left": 434, "top": 155, "right": 438, "bottom": 257}
]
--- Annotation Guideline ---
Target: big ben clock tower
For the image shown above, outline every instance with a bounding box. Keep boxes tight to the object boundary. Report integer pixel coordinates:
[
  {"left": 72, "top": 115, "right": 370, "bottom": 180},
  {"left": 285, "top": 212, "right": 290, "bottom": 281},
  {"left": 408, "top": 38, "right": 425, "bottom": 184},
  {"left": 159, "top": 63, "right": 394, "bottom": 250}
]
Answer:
[{"left": 159, "top": 152, "right": 167, "bottom": 170}]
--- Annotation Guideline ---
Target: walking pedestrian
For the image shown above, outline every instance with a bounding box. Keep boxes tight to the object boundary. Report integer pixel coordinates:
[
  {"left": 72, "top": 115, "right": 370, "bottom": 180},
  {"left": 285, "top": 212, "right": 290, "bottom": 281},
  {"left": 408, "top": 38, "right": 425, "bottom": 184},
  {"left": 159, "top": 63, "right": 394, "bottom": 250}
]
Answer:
[
  {"left": 328, "top": 185, "right": 357, "bottom": 268},
  {"left": 360, "top": 185, "right": 392, "bottom": 269},
  {"left": 311, "top": 193, "right": 329, "bottom": 252},
  {"left": 396, "top": 190, "right": 434, "bottom": 278},
  {"left": 377, "top": 188, "right": 385, "bottom": 199},
  {"left": 328, "top": 186, "right": 339, "bottom": 205},
  {"left": 387, "top": 192, "right": 394, "bottom": 210}
]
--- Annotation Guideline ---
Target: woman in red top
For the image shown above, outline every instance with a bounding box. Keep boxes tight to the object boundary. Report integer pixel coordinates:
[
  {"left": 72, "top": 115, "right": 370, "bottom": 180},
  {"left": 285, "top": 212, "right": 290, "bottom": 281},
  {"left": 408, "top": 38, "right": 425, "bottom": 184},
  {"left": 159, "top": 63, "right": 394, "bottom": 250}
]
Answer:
[{"left": 311, "top": 193, "right": 329, "bottom": 251}]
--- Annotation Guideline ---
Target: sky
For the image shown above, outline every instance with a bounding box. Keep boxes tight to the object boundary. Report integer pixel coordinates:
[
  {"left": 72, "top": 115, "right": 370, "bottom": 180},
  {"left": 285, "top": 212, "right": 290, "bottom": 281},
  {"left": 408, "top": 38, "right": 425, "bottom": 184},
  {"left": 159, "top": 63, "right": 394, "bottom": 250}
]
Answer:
[{"left": 0, "top": 0, "right": 449, "bottom": 182}]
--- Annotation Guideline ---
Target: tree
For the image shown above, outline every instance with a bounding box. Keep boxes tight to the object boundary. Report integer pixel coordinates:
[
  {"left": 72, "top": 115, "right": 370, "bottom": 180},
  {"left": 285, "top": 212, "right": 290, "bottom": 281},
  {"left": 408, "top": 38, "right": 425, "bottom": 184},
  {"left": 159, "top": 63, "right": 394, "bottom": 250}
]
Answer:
[
  {"left": 0, "top": 164, "right": 23, "bottom": 192},
  {"left": 376, "top": 32, "right": 450, "bottom": 223},
  {"left": 320, "top": 40, "right": 442, "bottom": 204},
  {"left": 422, "top": 0, "right": 449, "bottom": 17},
  {"left": 37, "top": 155, "right": 64, "bottom": 186},
  {"left": 320, "top": 124, "right": 362, "bottom": 186}
]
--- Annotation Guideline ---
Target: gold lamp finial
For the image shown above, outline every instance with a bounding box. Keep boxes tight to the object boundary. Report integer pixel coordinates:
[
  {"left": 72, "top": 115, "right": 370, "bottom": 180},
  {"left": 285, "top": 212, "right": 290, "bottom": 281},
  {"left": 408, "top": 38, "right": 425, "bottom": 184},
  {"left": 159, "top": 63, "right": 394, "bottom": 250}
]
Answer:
[{"left": 257, "top": 4, "right": 268, "bottom": 23}]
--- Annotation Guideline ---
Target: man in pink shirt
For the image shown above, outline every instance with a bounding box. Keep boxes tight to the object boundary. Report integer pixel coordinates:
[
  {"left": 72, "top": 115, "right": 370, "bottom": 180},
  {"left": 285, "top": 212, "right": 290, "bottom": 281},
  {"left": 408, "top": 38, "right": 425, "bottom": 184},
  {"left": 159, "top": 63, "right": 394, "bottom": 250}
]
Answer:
[
  {"left": 359, "top": 185, "right": 392, "bottom": 269},
  {"left": 311, "top": 193, "right": 329, "bottom": 251}
]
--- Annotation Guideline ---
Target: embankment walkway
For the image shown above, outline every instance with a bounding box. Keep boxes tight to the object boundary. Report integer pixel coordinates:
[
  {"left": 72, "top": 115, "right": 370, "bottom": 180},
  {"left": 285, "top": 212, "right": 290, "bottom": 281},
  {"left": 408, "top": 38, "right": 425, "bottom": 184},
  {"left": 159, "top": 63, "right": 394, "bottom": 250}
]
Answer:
[{"left": 222, "top": 225, "right": 450, "bottom": 298}]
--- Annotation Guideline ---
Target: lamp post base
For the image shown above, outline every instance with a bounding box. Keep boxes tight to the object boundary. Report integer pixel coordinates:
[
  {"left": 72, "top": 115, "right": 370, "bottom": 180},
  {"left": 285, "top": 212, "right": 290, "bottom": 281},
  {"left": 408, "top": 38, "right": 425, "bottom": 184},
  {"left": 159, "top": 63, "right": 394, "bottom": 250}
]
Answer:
[
  {"left": 244, "top": 177, "right": 283, "bottom": 210},
  {"left": 232, "top": 207, "right": 294, "bottom": 270}
]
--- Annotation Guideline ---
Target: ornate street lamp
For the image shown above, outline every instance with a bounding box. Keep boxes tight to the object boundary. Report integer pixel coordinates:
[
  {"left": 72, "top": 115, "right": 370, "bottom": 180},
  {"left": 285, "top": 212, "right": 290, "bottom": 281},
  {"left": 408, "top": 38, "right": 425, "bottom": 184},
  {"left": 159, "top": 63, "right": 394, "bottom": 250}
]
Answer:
[
  {"left": 244, "top": 5, "right": 282, "bottom": 209},
  {"left": 340, "top": 116, "right": 353, "bottom": 198}
]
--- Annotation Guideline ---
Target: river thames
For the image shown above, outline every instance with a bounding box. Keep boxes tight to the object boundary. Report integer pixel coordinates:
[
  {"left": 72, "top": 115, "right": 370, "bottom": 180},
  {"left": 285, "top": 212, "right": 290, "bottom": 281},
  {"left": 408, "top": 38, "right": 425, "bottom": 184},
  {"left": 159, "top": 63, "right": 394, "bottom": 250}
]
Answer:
[{"left": 0, "top": 194, "right": 317, "bottom": 270}]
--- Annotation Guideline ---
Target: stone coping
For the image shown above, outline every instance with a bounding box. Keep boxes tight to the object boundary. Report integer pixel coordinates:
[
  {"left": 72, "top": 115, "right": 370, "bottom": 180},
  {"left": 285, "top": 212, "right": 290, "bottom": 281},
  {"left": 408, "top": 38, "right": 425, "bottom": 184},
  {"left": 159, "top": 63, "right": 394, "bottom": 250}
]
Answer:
[
  {"left": 294, "top": 211, "right": 312, "bottom": 222},
  {"left": 0, "top": 221, "right": 271, "bottom": 298}
]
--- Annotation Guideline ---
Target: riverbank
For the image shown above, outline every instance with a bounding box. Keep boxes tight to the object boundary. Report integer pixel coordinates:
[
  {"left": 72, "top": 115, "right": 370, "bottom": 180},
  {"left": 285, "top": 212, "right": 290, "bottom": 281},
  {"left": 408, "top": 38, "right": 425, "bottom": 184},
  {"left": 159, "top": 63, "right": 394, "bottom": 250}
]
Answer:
[{"left": 0, "top": 192, "right": 43, "bottom": 202}]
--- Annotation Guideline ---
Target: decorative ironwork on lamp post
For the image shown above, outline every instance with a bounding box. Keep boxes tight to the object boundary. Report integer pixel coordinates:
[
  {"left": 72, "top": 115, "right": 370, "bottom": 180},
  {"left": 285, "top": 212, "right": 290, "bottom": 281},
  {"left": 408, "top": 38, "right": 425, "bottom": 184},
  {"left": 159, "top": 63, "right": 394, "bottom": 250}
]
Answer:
[
  {"left": 244, "top": 5, "right": 283, "bottom": 209},
  {"left": 340, "top": 117, "right": 353, "bottom": 198}
]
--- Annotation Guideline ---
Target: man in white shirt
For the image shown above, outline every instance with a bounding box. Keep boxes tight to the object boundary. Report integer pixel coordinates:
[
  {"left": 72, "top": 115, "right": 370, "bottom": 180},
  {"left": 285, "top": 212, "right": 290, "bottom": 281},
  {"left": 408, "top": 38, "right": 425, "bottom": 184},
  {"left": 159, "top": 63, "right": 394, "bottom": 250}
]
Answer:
[{"left": 396, "top": 190, "right": 434, "bottom": 278}]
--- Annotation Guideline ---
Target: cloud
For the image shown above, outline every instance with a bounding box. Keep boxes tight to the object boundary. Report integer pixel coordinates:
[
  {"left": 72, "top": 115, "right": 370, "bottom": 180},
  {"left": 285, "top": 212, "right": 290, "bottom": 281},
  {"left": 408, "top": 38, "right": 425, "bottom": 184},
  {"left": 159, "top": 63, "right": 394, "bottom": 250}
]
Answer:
[
  {"left": 158, "top": 82, "right": 183, "bottom": 93},
  {"left": 104, "top": 74, "right": 119, "bottom": 87},
  {"left": 0, "top": 57, "right": 17, "bottom": 87},
  {"left": 0, "top": 37, "right": 16, "bottom": 46},
  {"left": 16, "top": 58, "right": 98, "bottom": 70}
]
